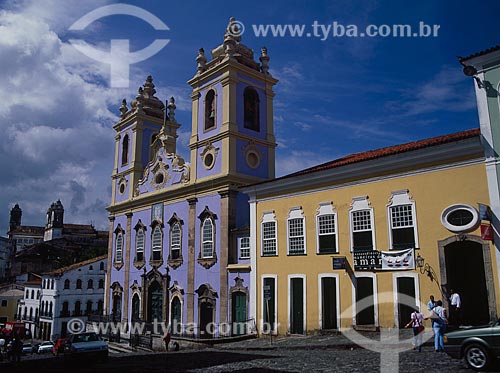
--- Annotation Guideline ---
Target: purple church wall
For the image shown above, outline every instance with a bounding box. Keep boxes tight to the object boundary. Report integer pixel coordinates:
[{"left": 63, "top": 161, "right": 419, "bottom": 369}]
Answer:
[
  {"left": 196, "top": 139, "right": 222, "bottom": 179},
  {"left": 236, "top": 82, "right": 267, "bottom": 140},
  {"left": 114, "top": 174, "right": 130, "bottom": 204},
  {"left": 197, "top": 82, "right": 223, "bottom": 142},
  {"left": 117, "top": 129, "right": 132, "bottom": 174},
  {"left": 235, "top": 139, "right": 269, "bottom": 179}
]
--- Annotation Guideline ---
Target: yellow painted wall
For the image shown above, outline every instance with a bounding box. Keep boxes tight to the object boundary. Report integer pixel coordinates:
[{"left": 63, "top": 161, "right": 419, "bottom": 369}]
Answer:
[{"left": 255, "top": 162, "right": 499, "bottom": 334}]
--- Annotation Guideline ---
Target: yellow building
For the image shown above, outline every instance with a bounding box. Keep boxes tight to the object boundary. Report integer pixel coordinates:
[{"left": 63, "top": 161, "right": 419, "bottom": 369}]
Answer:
[
  {"left": 242, "top": 128, "right": 499, "bottom": 334},
  {"left": 0, "top": 284, "right": 24, "bottom": 325}
]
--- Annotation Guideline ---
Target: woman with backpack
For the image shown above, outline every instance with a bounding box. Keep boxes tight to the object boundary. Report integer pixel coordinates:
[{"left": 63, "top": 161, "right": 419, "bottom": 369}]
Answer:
[{"left": 405, "top": 308, "right": 425, "bottom": 352}]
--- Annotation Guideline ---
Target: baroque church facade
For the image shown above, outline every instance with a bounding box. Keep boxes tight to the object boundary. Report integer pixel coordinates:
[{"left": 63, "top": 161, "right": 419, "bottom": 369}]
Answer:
[{"left": 105, "top": 18, "right": 277, "bottom": 337}]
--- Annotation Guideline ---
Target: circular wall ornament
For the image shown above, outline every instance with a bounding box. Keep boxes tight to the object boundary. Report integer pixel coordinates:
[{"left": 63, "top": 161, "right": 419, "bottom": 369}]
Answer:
[
  {"left": 200, "top": 143, "right": 219, "bottom": 170},
  {"left": 246, "top": 150, "right": 260, "bottom": 169},
  {"left": 441, "top": 204, "right": 480, "bottom": 233},
  {"left": 118, "top": 178, "right": 127, "bottom": 195}
]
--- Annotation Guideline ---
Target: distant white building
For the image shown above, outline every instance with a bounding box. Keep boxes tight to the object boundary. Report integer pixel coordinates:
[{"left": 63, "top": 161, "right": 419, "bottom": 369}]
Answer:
[
  {"left": 38, "top": 255, "right": 107, "bottom": 340},
  {"left": 18, "top": 277, "right": 41, "bottom": 338},
  {"left": 0, "top": 236, "right": 8, "bottom": 279}
]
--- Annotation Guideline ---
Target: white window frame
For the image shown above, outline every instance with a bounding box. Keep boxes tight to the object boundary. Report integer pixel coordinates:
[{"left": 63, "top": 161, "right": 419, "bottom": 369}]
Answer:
[
  {"left": 318, "top": 273, "right": 340, "bottom": 330},
  {"left": 351, "top": 272, "right": 379, "bottom": 327},
  {"left": 151, "top": 226, "right": 163, "bottom": 261},
  {"left": 387, "top": 190, "right": 419, "bottom": 250},
  {"left": 316, "top": 202, "right": 338, "bottom": 254},
  {"left": 115, "top": 232, "right": 123, "bottom": 263},
  {"left": 392, "top": 272, "right": 420, "bottom": 328},
  {"left": 261, "top": 274, "right": 278, "bottom": 335},
  {"left": 170, "top": 222, "right": 182, "bottom": 259},
  {"left": 135, "top": 229, "right": 145, "bottom": 261},
  {"left": 261, "top": 211, "right": 277, "bottom": 256},
  {"left": 287, "top": 274, "right": 306, "bottom": 334},
  {"left": 349, "top": 196, "right": 376, "bottom": 252},
  {"left": 239, "top": 236, "right": 250, "bottom": 259},
  {"left": 201, "top": 218, "right": 214, "bottom": 258},
  {"left": 287, "top": 207, "right": 306, "bottom": 255}
]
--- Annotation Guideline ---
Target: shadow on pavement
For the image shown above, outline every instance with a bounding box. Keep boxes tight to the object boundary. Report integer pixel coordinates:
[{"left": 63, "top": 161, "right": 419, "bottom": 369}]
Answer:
[{"left": 1, "top": 350, "right": 285, "bottom": 372}]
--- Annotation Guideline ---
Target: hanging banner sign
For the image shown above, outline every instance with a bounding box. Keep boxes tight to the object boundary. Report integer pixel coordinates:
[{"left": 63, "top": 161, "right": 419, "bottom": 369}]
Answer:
[
  {"left": 380, "top": 248, "right": 415, "bottom": 270},
  {"left": 354, "top": 249, "right": 415, "bottom": 271},
  {"left": 481, "top": 223, "right": 493, "bottom": 241},
  {"left": 353, "top": 251, "right": 382, "bottom": 271}
]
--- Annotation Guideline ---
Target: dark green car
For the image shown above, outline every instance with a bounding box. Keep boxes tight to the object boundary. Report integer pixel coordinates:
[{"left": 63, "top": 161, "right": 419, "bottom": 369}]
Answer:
[{"left": 444, "top": 319, "right": 500, "bottom": 370}]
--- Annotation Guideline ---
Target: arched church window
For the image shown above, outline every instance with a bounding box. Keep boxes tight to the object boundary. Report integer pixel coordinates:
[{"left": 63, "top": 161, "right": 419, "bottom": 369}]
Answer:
[
  {"left": 151, "top": 226, "right": 162, "bottom": 261},
  {"left": 243, "top": 87, "right": 260, "bottom": 131},
  {"left": 121, "top": 134, "right": 129, "bottom": 165},
  {"left": 204, "top": 89, "right": 216, "bottom": 130},
  {"left": 201, "top": 218, "right": 214, "bottom": 258}
]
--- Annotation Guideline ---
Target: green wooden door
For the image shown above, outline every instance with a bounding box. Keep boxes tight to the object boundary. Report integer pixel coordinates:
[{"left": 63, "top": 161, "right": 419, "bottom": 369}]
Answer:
[
  {"left": 291, "top": 278, "right": 304, "bottom": 334},
  {"left": 232, "top": 292, "right": 247, "bottom": 335},
  {"left": 148, "top": 281, "right": 163, "bottom": 322},
  {"left": 171, "top": 297, "right": 181, "bottom": 335},
  {"left": 322, "top": 277, "right": 337, "bottom": 330}
]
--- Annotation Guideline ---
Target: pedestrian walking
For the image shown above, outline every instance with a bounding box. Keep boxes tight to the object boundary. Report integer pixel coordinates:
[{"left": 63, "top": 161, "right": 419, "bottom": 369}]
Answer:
[
  {"left": 405, "top": 308, "right": 425, "bottom": 352},
  {"left": 427, "top": 295, "right": 436, "bottom": 312},
  {"left": 449, "top": 289, "right": 462, "bottom": 327},
  {"left": 163, "top": 331, "right": 171, "bottom": 352},
  {"left": 427, "top": 300, "right": 447, "bottom": 352},
  {"left": 12, "top": 336, "right": 22, "bottom": 362}
]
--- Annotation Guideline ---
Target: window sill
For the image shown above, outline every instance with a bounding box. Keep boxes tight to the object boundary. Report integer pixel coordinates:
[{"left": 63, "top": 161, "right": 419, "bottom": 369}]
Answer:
[
  {"left": 287, "top": 253, "right": 306, "bottom": 256},
  {"left": 133, "top": 259, "right": 145, "bottom": 270},
  {"left": 317, "top": 251, "right": 338, "bottom": 255},
  {"left": 113, "top": 261, "right": 124, "bottom": 271},
  {"left": 149, "top": 259, "right": 164, "bottom": 268},
  {"left": 168, "top": 256, "right": 183, "bottom": 269},
  {"left": 197, "top": 255, "right": 217, "bottom": 269}
]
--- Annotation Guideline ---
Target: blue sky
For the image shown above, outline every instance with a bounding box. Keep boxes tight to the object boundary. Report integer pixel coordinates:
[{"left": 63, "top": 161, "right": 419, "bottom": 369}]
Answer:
[{"left": 0, "top": 0, "right": 498, "bottom": 235}]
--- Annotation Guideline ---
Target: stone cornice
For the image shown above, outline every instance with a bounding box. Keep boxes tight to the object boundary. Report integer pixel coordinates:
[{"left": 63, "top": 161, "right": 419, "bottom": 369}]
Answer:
[
  {"left": 188, "top": 127, "right": 277, "bottom": 150},
  {"left": 106, "top": 174, "right": 264, "bottom": 214}
]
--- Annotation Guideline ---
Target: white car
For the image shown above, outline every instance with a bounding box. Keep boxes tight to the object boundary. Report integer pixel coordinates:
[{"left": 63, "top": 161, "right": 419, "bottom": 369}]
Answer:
[
  {"left": 37, "top": 340, "right": 54, "bottom": 354},
  {"left": 65, "top": 332, "right": 108, "bottom": 361}
]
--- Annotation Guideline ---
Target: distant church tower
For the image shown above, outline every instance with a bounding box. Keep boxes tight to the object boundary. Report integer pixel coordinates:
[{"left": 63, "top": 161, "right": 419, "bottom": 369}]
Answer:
[
  {"left": 9, "top": 204, "right": 22, "bottom": 233},
  {"left": 44, "top": 200, "right": 64, "bottom": 241}
]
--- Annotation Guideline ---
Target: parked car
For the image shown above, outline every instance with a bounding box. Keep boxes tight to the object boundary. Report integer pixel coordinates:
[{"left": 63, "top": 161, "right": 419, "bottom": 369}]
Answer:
[
  {"left": 64, "top": 332, "right": 108, "bottom": 361},
  {"left": 53, "top": 338, "right": 69, "bottom": 356},
  {"left": 444, "top": 318, "right": 500, "bottom": 370},
  {"left": 37, "top": 340, "right": 54, "bottom": 354},
  {"left": 22, "top": 343, "right": 33, "bottom": 355}
]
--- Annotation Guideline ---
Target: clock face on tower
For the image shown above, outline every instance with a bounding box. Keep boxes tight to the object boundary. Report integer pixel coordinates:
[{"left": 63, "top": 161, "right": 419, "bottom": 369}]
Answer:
[{"left": 152, "top": 203, "right": 163, "bottom": 222}]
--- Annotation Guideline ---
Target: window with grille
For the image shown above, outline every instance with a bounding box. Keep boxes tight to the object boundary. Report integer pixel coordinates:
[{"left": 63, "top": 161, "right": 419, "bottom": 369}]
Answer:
[
  {"left": 317, "top": 213, "right": 337, "bottom": 254},
  {"left": 202, "top": 218, "right": 214, "bottom": 258},
  {"left": 262, "top": 221, "right": 277, "bottom": 256},
  {"left": 351, "top": 209, "right": 374, "bottom": 251},
  {"left": 136, "top": 229, "right": 144, "bottom": 261},
  {"left": 152, "top": 226, "right": 162, "bottom": 261},
  {"left": 239, "top": 237, "right": 250, "bottom": 259},
  {"left": 171, "top": 223, "right": 181, "bottom": 259},
  {"left": 390, "top": 204, "right": 415, "bottom": 250},
  {"left": 288, "top": 217, "right": 305, "bottom": 255},
  {"left": 115, "top": 232, "right": 123, "bottom": 263}
]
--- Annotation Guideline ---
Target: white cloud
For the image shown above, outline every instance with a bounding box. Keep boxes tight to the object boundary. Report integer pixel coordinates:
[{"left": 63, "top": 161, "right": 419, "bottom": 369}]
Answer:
[{"left": 275, "top": 149, "right": 332, "bottom": 177}]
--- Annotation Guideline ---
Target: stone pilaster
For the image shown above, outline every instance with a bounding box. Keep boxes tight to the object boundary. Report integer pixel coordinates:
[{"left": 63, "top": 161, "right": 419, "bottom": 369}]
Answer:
[
  {"left": 218, "top": 190, "right": 238, "bottom": 330},
  {"left": 187, "top": 198, "right": 198, "bottom": 327},
  {"left": 104, "top": 216, "right": 115, "bottom": 316},
  {"left": 123, "top": 212, "right": 133, "bottom": 324}
]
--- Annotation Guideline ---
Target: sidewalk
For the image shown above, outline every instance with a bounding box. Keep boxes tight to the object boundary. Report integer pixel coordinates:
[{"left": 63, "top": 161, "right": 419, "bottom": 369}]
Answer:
[{"left": 214, "top": 329, "right": 431, "bottom": 352}]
